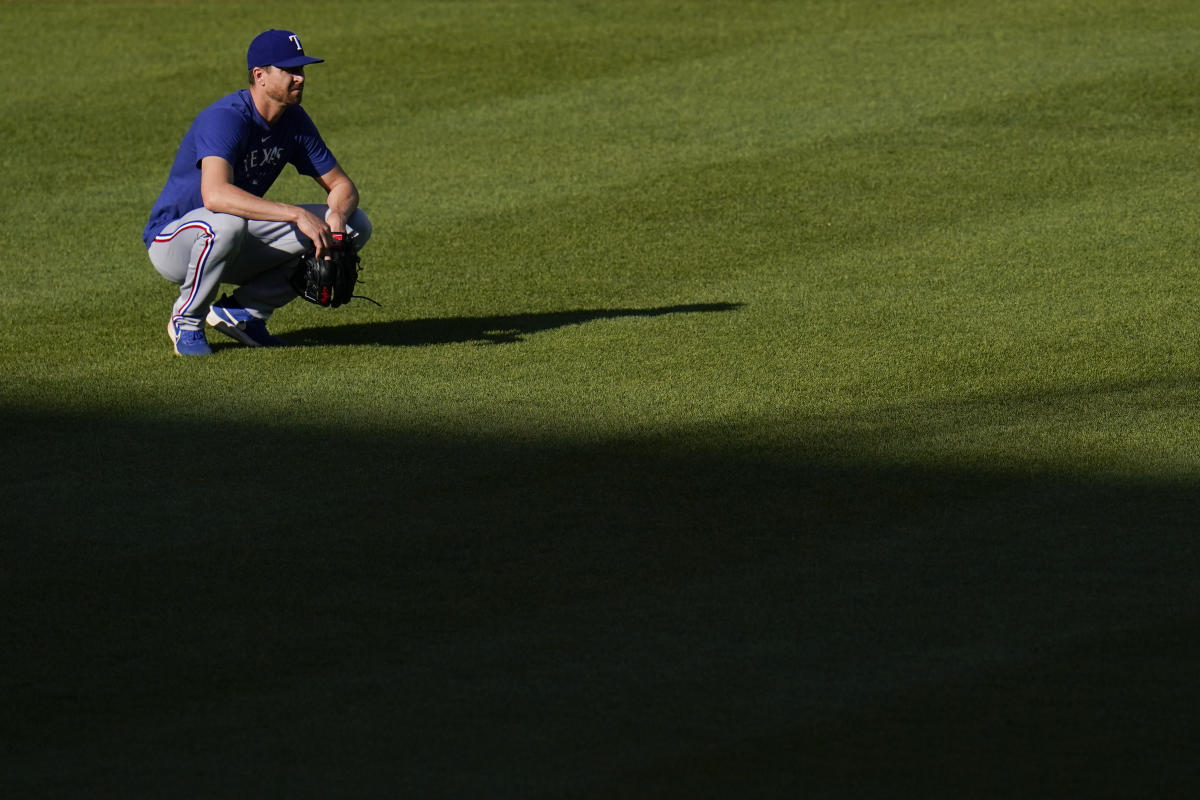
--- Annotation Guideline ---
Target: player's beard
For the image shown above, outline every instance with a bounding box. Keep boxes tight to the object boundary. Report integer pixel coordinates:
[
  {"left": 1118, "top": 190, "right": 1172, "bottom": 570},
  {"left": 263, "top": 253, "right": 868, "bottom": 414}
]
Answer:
[{"left": 266, "top": 81, "right": 303, "bottom": 106}]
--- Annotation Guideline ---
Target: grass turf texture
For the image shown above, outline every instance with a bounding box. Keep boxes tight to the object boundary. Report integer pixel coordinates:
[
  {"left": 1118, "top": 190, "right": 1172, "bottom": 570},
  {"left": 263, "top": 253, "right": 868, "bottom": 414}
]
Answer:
[{"left": 3, "top": 0, "right": 1200, "bottom": 795}]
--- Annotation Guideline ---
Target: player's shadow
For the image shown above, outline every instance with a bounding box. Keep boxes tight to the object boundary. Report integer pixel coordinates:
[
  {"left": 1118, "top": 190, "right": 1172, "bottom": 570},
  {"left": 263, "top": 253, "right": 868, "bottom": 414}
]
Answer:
[{"left": 285, "top": 302, "right": 743, "bottom": 347}]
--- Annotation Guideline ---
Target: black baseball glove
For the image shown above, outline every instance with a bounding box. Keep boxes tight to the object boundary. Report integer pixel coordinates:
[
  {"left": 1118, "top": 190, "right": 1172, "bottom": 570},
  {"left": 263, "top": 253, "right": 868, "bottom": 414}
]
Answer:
[{"left": 290, "top": 231, "right": 362, "bottom": 308}]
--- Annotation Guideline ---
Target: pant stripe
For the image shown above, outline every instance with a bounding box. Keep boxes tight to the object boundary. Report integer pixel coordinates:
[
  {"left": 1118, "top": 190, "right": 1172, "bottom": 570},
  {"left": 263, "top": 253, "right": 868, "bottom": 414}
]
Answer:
[{"left": 156, "top": 221, "right": 215, "bottom": 322}]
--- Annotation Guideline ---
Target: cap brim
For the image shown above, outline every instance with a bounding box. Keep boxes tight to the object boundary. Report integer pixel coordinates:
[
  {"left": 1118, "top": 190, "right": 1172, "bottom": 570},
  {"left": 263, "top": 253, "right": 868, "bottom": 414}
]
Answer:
[{"left": 270, "top": 55, "right": 324, "bottom": 67}]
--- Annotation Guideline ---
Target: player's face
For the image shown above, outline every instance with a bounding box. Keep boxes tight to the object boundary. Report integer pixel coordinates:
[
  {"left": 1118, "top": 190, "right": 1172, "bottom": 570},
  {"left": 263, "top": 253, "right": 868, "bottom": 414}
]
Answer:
[{"left": 262, "top": 65, "right": 305, "bottom": 106}]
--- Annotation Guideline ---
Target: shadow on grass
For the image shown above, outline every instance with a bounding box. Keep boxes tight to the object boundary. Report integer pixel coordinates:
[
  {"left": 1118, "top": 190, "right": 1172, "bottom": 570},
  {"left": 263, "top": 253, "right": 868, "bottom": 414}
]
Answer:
[
  {"left": 3, "top": 409, "right": 1199, "bottom": 797},
  {"left": 284, "top": 302, "right": 743, "bottom": 346}
]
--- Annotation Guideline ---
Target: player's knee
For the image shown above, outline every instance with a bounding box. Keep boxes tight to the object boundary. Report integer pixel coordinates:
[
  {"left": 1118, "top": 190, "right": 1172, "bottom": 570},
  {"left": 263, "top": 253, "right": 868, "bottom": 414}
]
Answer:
[
  {"left": 348, "top": 209, "right": 372, "bottom": 248},
  {"left": 208, "top": 213, "right": 249, "bottom": 245}
]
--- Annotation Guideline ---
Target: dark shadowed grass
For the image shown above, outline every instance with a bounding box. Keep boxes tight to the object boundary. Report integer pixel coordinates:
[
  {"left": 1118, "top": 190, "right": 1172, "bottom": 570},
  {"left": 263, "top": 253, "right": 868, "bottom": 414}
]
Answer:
[{"left": 5, "top": 407, "right": 1199, "bottom": 796}]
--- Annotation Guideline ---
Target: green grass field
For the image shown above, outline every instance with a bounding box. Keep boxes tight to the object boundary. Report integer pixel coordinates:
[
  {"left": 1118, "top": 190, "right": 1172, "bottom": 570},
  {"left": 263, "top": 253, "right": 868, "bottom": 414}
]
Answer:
[{"left": 3, "top": 0, "right": 1200, "bottom": 795}]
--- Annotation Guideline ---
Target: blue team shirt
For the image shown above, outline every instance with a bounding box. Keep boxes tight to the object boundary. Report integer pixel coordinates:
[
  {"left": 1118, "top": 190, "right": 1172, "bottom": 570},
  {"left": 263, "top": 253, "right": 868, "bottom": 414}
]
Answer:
[{"left": 143, "top": 89, "right": 338, "bottom": 247}]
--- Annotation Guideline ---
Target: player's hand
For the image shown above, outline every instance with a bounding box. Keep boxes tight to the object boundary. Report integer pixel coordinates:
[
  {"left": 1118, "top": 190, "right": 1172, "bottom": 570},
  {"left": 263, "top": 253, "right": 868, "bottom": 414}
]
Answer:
[
  {"left": 325, "top": 210, "right": 348, "bottom": 241},
  {"left": 294, "top": 207, "right": 333, "bottom": 259}
]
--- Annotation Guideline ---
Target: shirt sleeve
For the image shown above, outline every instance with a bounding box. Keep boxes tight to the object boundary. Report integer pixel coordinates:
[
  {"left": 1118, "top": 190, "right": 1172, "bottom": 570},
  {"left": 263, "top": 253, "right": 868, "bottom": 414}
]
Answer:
[
  {"left": 289, "top": 108, "right": 339, "bottom": 177},
  {"left": 190, "top": 106, "right": 247, "bottom": 167}
]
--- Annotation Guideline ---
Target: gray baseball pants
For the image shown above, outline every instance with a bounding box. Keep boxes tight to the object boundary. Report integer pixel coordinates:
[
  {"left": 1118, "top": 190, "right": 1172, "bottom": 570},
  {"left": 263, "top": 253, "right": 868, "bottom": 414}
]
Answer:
[{"left": 147, "top": 205, "right": 372, "bottom": 330}]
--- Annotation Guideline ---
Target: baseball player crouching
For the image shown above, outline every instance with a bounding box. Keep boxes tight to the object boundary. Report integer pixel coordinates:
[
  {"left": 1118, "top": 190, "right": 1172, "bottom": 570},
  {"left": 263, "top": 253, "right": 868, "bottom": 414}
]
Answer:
[{"left": 144, "top": 29, "right": 372, "bottom": 356}]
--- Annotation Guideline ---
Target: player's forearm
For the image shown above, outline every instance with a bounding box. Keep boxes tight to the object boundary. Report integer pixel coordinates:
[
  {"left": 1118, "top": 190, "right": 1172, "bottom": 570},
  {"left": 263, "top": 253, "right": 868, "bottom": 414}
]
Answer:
[
  {"left": 202, "top": 182, "right": 309, "bottom": 226},
  {"left": 324, "top": 179, "right": 358, "bottom": 227}
]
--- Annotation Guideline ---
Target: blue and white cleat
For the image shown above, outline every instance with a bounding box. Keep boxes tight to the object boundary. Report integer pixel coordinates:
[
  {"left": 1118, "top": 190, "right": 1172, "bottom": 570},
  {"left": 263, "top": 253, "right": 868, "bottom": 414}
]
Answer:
[
  {"left": 167, "top": 319, "right": 213, "bottom": 357},
  {"left": 206, "top": 296, "right": 286, "bottom": 347}
]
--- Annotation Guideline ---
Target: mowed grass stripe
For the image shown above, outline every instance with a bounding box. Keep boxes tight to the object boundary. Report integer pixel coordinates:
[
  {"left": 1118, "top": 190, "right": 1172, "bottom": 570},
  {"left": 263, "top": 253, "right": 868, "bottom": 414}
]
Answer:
[{"left": 370, "top": 2, "right": 1200, "bottom": 225}]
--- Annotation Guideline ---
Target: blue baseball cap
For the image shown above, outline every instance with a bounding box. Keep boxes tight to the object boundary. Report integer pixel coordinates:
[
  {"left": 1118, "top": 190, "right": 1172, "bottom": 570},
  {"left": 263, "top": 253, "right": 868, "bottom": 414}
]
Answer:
[{"left": 247, "top": 29, "right": 324, "bottom": 69}]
